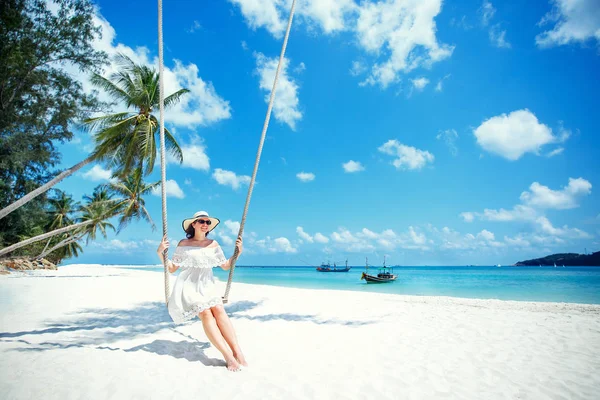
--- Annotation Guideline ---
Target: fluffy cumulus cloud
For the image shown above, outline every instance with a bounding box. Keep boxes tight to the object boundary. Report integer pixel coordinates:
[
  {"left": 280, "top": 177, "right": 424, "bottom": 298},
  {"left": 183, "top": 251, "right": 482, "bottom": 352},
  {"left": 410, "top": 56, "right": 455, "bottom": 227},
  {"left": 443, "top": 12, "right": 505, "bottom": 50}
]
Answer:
[
  {"left": 255, "top": 52, "right": 302, "bottom": 130},
  {"left": 296, "top": 226, "right": 314, "bottom": 243},
  {"left": 342, "top": 160, "right": 365, "bottom": 173},
  {"left": 473, "top": 109, "right": 563, "bottom": 160},
  {"left": 66, "top": 13, "right": 231, "bottom": 129},
  {"left": 314, "top": 233, "right": 330, "bottom": 243},
  {"left": 411, "top": 77, "right": 430, "bottom": 91},
  {"left": 536, "top": 0, "right": 600, "bottom": 48},
  {"left": 461, "top": 205, "right": 537, "bottom": 223},
  {"left": 378, "top": 140, "right": 434, "bottom": 170},
  {"left": 81, "top": 165, "right": 113, "bottom": 182},
  {"left": 168, "top": 137, "right": 210, "bottom": 171},
  {"left": 230, "top": 0, "right": 452, "bottom": 89},
  {"left": 229, "top": 0, "right": 356, "bottom": 38},
  {"left": 217, "top": 220, "right": 241, "bottom": 247},
  {"left": 296, "top": 172, "right": 315, "bottom": 182},
  {"left": 356, "top": 0, "right": 453, "bottom": 88},
  {"left": 152, "top": 179, "right": 185, "bottom": 199},
  {"left": 326, "top": 226, "right": 429, "bottom": 252},
  {"left": 255, "top": 236, "right": 297, "bottom": 253},
  {"left": 520, "top": 178, "right": 592, "bottom": 209},
  {"left": 212, "top": 168, "right": 251, "bottom": 190},
  {"left": 461, "top": 177, "right": 592, "bottom": 243}
]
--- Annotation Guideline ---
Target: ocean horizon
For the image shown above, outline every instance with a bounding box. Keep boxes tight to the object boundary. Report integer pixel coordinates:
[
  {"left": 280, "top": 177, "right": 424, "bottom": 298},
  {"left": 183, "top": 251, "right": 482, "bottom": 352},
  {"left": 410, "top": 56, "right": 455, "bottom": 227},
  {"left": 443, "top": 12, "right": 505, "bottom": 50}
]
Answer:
[{"left": 62, "top": 264, "right": 600, "bottom": 305}]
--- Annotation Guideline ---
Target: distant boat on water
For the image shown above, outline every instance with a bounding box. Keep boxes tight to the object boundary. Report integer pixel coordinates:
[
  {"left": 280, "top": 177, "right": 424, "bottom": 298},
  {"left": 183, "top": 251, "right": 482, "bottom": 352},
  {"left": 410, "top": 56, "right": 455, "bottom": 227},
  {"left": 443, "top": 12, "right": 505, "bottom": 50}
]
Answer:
[
  {"left": 316, "top": 259, "right": 351, "bottom": 272},
  {"left": 361, "top": 256, "right": 397, "bottom": 283},
  {"left": 496, "top": 264, "right": 501, "bottom": 267}
]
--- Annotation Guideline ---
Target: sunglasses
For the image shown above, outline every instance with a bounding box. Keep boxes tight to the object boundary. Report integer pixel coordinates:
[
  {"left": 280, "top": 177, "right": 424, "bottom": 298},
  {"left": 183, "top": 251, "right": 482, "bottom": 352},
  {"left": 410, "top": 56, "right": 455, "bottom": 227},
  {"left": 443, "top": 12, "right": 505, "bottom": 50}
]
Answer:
[{"left": 195, "top": 219, "right": 212, "bottom": 225}]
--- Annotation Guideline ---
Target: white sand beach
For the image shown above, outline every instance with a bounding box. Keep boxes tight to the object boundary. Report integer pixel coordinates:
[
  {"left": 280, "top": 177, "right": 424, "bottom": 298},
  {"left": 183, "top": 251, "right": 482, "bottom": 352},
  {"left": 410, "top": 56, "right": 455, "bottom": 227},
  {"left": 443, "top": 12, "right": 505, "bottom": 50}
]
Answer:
[{"left": 1, "top": 265, "right": 600, "bottom": 400}]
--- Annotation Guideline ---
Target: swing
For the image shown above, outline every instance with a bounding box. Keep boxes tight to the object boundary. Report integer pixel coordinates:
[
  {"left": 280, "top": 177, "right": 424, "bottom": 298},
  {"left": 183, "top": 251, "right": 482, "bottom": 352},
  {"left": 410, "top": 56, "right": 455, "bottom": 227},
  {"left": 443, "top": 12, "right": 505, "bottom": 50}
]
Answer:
[{"left": 156, "top": 0, "right": 297, "bottom": 305}]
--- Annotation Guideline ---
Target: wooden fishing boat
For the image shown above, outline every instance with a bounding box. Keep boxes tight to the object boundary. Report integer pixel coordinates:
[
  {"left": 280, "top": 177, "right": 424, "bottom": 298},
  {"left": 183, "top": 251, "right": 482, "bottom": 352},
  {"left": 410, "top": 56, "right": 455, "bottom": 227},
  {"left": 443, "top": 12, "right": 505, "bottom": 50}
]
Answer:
[
  {"left": 361, "top": 256, "right": 397, "bottom": 283},
  {"left": 316, "top": 259, "right": 351, "bottom": 272}
]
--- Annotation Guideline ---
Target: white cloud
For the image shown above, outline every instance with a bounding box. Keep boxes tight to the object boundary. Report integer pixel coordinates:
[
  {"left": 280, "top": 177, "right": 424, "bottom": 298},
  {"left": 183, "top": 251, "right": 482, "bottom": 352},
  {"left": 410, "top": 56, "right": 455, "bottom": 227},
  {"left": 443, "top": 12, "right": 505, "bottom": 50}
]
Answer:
[
  {"left": 255, "top": 236, "right": 297, "bottom": 253},
  {"left": 546, "top": 147, "right": 564, "bottom": 157},
  {"left": 255, "top": 52, "right": 302, "bottom": 130},
  {"left": 342, "top": 160, "right": 365, "bottom": 173},
  {"left": 229, "top": 0, "right": 356, "bottom": 38},
  {"left": 71, "top": 14, "right": 231, "bottom": 129},
  {"left": 188, "top": 20, "right": 202, "bottom": 33},
  {"left": 536, "top": 0, "right": 600, "bottom": 48},
  {"left": 152, "top": 179, "right": 185, "bottom": 199},
  {"left": 212, "top": 168, "right": 251, "bottom": 190},
  {"left": 478, "top": 2, "right": 511, "bottom": 49},
  {"left": 473, "top": 109, "right": 559, "bottom": 160},
  {"left": 477, "top": 229, "right": 495, "bottom": 241},
  {"left": 314, "top": 233, "right": 330, "bottom": 243},
  {"left": 356, "top": 0, "right": 453, "bottom": 88},
  {"left": 294, "top": 62, "right": 306, "bottom": 74},
  {"left": 297, "top": 172, "right": 315, "bottom": 182},
  {"left": 435, "top": 74, "right": 451, "bottom": 92},
  {"left": 224, "top": 220, "right": 241, "bottom": 236},
  {"left": 296, "top": 226, "right": 314, "bottom": 243},
  {"left": 436, "top": 129, "right": 459, "bottom": 156},
  {"left": 460, "top": 212, "right": 475, "bottom": 222},
  {"left": 408, "top": 226, "right": 426, "bottom": 245},
  {"left": 350, "top": 60, "right": 368, "bottom": 76},
  {"left": 520, "top": 178, "right": 592, "bottom": 209},
  {"left": 217, "top": 233, "right": 234, "bottom": 247},
  {"left": 411, "top": 77, "right": 430, "bottom": 91},
  {"left": 81, "top": 165, "right": 113, "bottom": 182},
  {"left": 230, "top": 0, "right": 451, "bottom": 90},
  {"left": 479, "top": 1, "right": 496, "bottom": 26},
  {"left": 489, "top": 25, "right": 511, "bottom": 48},
  {"left": 535, "top": 216, "right": 591, "bottom": 238},
  {"left": 169, "top": 138, "right": 210, "bottom": 171},
  {"left": 378, "top": 140, "right": 434, "bottom": 170},
  {"left": 241, "top": 40, "right": 249, "bottom": 51}
]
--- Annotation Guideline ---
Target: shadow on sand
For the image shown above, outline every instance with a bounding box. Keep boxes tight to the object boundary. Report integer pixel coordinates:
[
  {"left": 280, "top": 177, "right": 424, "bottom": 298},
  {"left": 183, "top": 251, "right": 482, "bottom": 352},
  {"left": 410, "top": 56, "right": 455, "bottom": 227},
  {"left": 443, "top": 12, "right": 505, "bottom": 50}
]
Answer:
[{"left": 0, "top": 298, "right": 373, "bottom": 363}]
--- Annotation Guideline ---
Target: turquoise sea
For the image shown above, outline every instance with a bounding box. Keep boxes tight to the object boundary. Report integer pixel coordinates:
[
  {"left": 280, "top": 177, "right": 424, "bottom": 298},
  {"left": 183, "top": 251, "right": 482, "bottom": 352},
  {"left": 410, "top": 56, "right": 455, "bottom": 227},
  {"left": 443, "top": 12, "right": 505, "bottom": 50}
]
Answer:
[{"left": 127, "top": 265, "right": 600, "bottom": 305}]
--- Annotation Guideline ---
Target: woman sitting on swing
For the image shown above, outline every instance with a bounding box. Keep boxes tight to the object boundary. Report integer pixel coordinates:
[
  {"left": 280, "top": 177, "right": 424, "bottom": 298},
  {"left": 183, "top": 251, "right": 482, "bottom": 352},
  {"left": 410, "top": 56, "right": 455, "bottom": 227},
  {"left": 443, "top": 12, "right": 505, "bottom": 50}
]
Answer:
[{"left": 157, "top": 210, "right": 247, "bottom": 372}]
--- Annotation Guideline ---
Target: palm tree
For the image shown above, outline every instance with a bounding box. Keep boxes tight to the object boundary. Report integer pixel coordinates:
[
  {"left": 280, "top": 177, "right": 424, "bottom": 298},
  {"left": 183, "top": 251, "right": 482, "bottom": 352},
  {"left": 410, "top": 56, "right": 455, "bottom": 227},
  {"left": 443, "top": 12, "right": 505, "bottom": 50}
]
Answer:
[
  {"left": 106, "top": 168, "right": 160, "bottom": 232},
  {"left": 85, "top": 54, "right": 186, "bottom": 177},
  {"left": 0, "top": 54, "right": 187, "bottom": 221},
  {"left": 38, "top": 191, "right": 80, "bottom": 257},
  {"left": 37, "top": 188, "right": 116, "bottom": 260}
]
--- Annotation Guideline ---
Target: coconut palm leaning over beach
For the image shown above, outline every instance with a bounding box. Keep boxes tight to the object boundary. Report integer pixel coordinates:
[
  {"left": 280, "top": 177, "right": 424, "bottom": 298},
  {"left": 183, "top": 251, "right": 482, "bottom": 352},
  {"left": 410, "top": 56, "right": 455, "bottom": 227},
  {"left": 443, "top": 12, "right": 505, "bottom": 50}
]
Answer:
[
  {"left": 0, "top": 169, "right": 159, "bottom": 259},
  {"left": 0, "top": 54, "right": 187, "bottom": 221}
]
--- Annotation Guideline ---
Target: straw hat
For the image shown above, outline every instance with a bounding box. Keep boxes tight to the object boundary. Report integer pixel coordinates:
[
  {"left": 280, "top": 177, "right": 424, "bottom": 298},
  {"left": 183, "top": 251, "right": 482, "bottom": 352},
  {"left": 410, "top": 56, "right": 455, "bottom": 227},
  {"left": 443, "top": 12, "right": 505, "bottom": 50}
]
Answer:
[{"left": 182, "top": 211, "right": 220, "bottom": 233}]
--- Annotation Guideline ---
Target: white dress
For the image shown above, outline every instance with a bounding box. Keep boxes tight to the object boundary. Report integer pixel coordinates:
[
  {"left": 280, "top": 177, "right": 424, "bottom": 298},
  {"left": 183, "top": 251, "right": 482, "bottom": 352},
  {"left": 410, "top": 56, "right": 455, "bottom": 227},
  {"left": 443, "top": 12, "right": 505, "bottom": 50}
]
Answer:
[{"left": 167, "top": 245, "right": 227, "bottom": 324}]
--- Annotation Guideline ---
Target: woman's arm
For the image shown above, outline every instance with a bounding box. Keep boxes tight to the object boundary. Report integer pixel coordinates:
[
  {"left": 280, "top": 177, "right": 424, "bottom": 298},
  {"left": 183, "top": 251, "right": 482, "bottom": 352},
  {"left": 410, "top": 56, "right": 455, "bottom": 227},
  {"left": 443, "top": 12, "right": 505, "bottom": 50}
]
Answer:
[
  {"left": 156, "top": 235, "right": 180, "bottom": 273},
  {"left": 220, "top": 237, "right": 243, "bottom": 271}
]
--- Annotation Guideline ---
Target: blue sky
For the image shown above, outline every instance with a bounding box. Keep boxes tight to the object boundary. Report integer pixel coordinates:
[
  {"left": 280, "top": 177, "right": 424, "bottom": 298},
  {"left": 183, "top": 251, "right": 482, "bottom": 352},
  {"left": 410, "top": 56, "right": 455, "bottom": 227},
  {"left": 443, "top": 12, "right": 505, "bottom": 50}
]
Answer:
[{"left": 54, "top": 0, "right": 600, "bottom": 266}]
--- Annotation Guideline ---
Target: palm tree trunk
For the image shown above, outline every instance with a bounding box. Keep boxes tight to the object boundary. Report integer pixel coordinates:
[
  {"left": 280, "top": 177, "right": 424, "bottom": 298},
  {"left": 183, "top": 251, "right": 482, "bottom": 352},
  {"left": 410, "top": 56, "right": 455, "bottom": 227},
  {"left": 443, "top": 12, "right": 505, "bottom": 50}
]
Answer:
[
  {"left": 0, "top": 156, "right": 95, "bottom": 221},
  {"left": 38, "top": 238, "right": 53, "bottom": 258},
  {"left": 0, "top": 220, "right": 93, "bottom": 258},
  {"left": 36, "top": 234, "right": 81, "bottom": 260}
]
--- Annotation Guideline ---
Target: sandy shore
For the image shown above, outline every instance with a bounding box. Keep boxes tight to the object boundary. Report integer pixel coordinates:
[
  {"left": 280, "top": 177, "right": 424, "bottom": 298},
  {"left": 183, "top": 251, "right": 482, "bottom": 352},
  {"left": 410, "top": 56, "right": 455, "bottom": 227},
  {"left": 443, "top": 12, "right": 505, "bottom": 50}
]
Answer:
[{"left": 1, "top": 265, "right": 599, "bottom": 399}]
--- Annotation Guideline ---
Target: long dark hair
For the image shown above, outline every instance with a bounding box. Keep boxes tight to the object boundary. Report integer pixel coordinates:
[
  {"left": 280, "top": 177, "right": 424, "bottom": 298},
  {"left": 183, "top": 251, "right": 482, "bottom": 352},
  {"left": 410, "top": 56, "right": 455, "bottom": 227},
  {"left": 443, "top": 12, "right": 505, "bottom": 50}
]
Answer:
[{"left": 185, "top": 222, "right": 210, "bottom": 239}]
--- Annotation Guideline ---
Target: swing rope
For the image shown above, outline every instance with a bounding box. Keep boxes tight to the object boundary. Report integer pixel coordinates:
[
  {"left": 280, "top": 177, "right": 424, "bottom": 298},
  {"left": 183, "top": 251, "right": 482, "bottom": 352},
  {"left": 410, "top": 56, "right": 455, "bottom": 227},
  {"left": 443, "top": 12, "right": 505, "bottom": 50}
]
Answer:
[
  {"left": 158, "top": 0, "right": 170, "bottom": 305},
  {"left": 223, "top": 0, "right": 297, "bottom": 304},
  {"left": 158, "top": 0, "right": 297, "bottom": 305}
]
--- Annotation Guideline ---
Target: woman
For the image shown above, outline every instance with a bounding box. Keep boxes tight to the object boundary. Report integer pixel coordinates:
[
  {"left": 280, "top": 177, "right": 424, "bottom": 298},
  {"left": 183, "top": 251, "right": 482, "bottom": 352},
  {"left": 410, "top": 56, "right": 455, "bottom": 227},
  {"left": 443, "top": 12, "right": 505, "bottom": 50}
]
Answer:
[{"left": 157, "top": 210, "right": 247, "bottom": 372}]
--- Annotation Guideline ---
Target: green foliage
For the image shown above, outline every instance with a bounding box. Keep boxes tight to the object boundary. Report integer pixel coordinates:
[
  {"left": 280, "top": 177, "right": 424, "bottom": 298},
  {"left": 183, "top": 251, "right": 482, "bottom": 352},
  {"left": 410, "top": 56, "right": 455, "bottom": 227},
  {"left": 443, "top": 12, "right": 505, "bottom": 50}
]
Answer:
[
  {"left": 0, "top": 0, "right": 106, "bottom": 249},
  {"left": 83, "top": 54, "right": 187, "bottom": 177}
]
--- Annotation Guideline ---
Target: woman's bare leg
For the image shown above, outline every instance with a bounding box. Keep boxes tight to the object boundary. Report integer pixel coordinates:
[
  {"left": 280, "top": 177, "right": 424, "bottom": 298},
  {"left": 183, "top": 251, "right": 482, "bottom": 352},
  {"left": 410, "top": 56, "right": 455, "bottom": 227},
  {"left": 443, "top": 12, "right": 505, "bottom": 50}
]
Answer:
[
  {"left": 211, "top": 305, "right": 248, "bottom": 366},
  {"left": 198, "top": 309, "right": 240, "bottom": 371}
]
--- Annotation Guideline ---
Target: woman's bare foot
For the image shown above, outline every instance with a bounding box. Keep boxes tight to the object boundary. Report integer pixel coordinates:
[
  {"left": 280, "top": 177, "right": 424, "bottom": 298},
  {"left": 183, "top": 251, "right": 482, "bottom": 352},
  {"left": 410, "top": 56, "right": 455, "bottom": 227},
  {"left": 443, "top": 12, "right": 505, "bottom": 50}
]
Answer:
[
  {"left": 225, "top": 356, "right": 241, "bottom": 372},
  {"left": 233, "top": 351, "right": 248, "bottom": 367}
]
